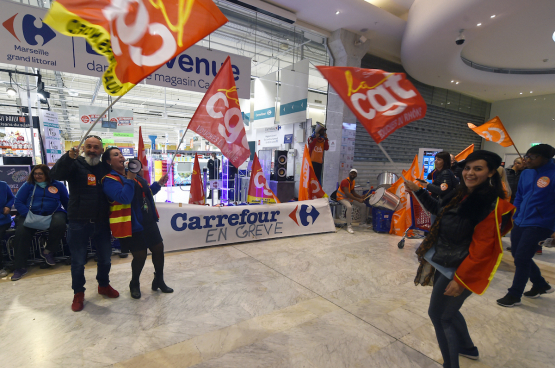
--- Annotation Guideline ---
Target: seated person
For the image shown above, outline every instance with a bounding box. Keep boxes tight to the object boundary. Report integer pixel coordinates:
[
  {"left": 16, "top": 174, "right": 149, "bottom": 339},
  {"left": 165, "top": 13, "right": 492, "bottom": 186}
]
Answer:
[
  {"left": 0, "top": 180, "right": 15, "bottom": 278},
  {"left": 11, "top": 165, "right": 69, "bottom": 281}
]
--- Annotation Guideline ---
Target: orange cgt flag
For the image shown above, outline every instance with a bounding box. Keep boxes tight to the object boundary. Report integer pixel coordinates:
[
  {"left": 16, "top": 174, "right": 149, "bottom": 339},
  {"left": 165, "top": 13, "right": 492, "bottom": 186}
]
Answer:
[
  {"left": 247, "top": 154, "right": 280, "bottom": 204},
  {"left": 187, "top": 57, "right": 250, "bottom": 168},
  {"left": 189, "top": 154, "right": 205, "bottom": 205},
  {"left": 44, "top": 0, "right": 227, "bottom": 96},
  {"left": 137, "top": 126, "right": 150, "bottom": 184},
  {"left": 388, "top": 175, "right": 410, "bottom": 236},
  {"left": 455, "top": 144, "right": 474, "bottom": 161},
  {"left": 316, "top": 66, "right": 427, "bottom": 144},
  {"left": 407, "top": 155, "right": 420, "bottom": 181},
  {"left": 299, "top": 145, "right": 328, "bottom": 201},
  {"left": 468, "top": 117, "right": 514, "bottom": 147}
]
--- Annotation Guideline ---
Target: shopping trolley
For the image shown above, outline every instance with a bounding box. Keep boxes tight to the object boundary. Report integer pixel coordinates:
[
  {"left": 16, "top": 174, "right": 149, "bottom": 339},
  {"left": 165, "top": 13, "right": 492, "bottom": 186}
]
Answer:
[{"left": 397, "top": 192, "right": 432, "bottom": 249}]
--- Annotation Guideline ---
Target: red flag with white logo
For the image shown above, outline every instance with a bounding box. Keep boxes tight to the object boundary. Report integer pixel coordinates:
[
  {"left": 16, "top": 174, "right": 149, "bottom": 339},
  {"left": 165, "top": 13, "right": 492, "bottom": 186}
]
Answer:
[
  {"left": 44, "top": 0, "right": 228, "bottom": 96},
  {"left": 316, "top": 66, "right": 427, "bottom": 144},
  {"left": 299, "top": 145, "right": 328, "bottom": 201},
  {"left": 189, "top": 154, "right": 205, "bottom": 205},
  {"left": 187, "top": 56, "right": 250, "bottom": 168},
  {"left": 247, "top": 154, "right": 280, "bottom": 204},
  {"left": 137, "top": 126, "right": 150, "bottom": 184}
]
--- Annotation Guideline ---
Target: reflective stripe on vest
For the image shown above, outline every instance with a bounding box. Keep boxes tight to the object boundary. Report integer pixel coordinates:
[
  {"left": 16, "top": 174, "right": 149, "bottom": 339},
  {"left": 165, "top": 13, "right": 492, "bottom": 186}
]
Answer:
[
  {"left": 336, "top": 178, "right": 355, "bottom": 201},
  {"left": 103, "top": 174, "right": 133, "bottom": 238}
]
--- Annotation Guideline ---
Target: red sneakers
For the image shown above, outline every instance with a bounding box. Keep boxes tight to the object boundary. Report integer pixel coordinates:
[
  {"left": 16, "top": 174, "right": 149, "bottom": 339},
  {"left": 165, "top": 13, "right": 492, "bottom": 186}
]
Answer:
[
  {"left": 98, "top": 285, "right": 120, "bottom": 298},
  {"left": 71, "top": 292, "right": 85, "bottom": 312},
  {"left": 537, "top": 249, "right": 543, "bottom": 255}
]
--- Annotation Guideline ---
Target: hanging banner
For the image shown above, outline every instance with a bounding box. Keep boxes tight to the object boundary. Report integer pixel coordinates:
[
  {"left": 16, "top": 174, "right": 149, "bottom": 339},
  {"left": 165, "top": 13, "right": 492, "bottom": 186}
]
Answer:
[
  {"left": 0, "top": 115, "right": 31, "bottom": 128},
  {"left": 78, "top": 105, "right": 134, "bottom": 133},
  {"left": 253, "top": 72, "right": 277, "bottom": 128},
  {"left": 39, "top": 110, "right": 62, "bottom": 167},
  {"left": 0, "top": 0, "right": 251, "bottom": 98},
  {"left": 279, "top": 59, "right": 309, "bottom": 125},
  {"left": 158, "top": 198, "right": 335, "bottom": 251}
]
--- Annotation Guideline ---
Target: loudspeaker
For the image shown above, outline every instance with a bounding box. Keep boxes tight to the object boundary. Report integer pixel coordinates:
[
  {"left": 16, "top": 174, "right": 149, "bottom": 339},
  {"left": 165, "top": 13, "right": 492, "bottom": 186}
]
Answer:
[{"left": 273, "top": 150, "right": 287, "bottom": 181}]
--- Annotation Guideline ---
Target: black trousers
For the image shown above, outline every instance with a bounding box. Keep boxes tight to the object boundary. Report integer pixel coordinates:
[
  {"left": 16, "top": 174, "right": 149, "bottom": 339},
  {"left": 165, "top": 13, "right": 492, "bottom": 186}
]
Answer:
[
  {"left": 0, "top": 222, "right": 11, "bottom": 268},
  {"left": 13, "top": 212, "right": 67, "bottom": 269},
  {"left": 312, "top": 162, "right": 323, "bottom": 184}
]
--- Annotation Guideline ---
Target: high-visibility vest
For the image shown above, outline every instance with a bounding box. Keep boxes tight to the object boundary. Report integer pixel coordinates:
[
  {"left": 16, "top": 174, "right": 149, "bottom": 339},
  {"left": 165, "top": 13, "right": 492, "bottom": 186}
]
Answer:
[
  {"left": 336, "top": 178, "right": 355, "bottom": 201},
  {"left": 310, "top": 139, "right": 325, "bottom": 163},
  {"left": 102, "top": 174, "right": 133, "bottom": 239}
]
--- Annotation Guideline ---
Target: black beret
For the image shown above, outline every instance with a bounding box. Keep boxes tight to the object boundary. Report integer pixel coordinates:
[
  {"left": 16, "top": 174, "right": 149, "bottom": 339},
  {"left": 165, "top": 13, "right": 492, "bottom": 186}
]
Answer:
[
  {"left": 527, "top": 144, "right": 555, "bottom": 159},
  {"left": 458, "top": 150, "right": 502, "bottom": 170}
]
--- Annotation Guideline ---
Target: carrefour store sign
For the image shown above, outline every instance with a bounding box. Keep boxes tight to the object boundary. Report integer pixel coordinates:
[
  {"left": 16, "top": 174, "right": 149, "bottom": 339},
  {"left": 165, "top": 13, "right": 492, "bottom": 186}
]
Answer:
[
  {"left": 0, "top": 0, "right": 251, "bottom": 98},
  {"left": 157, "top": 199, "right": 336, "bottom": 251}
]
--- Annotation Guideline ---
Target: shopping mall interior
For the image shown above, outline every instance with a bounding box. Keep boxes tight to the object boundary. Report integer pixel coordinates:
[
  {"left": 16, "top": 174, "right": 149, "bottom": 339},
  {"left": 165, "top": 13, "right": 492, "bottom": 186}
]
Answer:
[{"left": 0, "top": 0, "right": 554, "bottom": 367}]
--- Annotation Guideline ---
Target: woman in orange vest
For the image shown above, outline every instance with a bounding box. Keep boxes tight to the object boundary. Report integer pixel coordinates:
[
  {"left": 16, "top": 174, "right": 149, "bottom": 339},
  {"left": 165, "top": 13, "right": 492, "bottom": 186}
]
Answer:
[
  {"left": 102, "top": 147, "right": 172, "bottom": 299},
  {"left": 405, "top": 150, "right": 515, "bottom": 368},
  {"left": 308, "top": 124, "right": 329, "bottom": 183}
]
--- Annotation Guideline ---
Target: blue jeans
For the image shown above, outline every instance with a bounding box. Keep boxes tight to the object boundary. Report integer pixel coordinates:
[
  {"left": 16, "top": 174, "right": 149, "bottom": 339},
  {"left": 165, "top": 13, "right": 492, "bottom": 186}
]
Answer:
[
  {"left": 508, "top": 225, "right": 551, "bottom": 298},
  {"left": 68, "top": 220, "right": 112, "bottom": 293},
  {"left": 429, "top": 272, "right": 473, "bottom": 368}
]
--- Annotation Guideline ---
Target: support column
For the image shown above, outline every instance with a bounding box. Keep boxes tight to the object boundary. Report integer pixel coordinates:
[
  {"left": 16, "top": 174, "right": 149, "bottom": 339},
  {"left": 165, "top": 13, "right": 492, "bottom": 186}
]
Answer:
[{"left": 323, "top": 29, "right": 370, "bottom": 195}]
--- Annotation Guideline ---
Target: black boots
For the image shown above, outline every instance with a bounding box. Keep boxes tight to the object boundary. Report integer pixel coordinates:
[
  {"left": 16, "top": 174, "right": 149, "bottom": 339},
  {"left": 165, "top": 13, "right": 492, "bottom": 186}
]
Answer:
[
  {"left": 152, "top": 272, "right": 173, "bottom": 293},
  {"left": 129, "top": 280, "right": 141, "bottom": 299}
]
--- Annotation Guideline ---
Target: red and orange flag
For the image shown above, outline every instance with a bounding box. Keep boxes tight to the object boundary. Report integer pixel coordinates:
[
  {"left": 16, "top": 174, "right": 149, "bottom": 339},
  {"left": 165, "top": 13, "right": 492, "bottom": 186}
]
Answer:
[
  {"left": 137, "top": 126, "right": 150, "bottom": 185},
  {"left": 455, "top": 144, "right": 474, "bottom": 161},
  {"left": 468, "top": 117, "right": 514, "bottom": 147},
  {"left": 189, "top": 154, "right": 205, "bottom": 205},
  {"left": 187, "top": 57, "right": 250, "bottom": 168},
  {"left": 44, "top": 0, "right": 227, "bottom": 95},
  {"left": 299, "top": 145, "right": 328, "bottom": 201},
  {"left": 247, "top": 154, "right": 279, "bottom": 204}
]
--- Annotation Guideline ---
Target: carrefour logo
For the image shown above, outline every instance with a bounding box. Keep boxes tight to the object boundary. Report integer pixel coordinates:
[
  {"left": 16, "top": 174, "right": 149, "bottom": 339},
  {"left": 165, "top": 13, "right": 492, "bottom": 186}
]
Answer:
[
  {"left": 3, "top": 13, "right": 56, "bottom": 46},
  {"left": 289, "top": 205, "right": 320, "bottom": 226}
]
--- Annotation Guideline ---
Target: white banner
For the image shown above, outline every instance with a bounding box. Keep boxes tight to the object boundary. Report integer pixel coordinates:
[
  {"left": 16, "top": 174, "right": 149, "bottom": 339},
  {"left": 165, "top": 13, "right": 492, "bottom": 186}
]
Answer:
[
  {"left": 78, "top": 106, "right": 134, "bottom": 133},
  {"left": 157, "top": 198, "right": 335, "bottom": 251},
  {"left": 0, "top": 0, "right": 251, "bottom": 98},
  {"left": 279, "top": 60, "right": 309, "bottom": 125},
  {"left": 253, "top": 72, "right": 277, "bottom": 128},
  {"left": 39, "top": 110, "right": 62, "bottom": 167}
]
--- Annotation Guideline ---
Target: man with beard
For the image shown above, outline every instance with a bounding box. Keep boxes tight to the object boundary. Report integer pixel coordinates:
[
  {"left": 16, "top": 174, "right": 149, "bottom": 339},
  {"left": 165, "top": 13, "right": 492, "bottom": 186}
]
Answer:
[{"left": 51, "top": 135, "right": 119, "bottom": 311}]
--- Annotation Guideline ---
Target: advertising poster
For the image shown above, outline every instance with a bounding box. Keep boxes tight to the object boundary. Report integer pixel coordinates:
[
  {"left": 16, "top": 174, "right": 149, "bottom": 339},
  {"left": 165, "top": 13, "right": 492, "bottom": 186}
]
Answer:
[
  {"left": 40, "top": 110, "right": 62, "bottom": 167},
  {"left": 79, "top": 106, "right": 134, "bottom": 134},
  {"left": 0, "top": 165, "right": 31, "bottom": 194}
]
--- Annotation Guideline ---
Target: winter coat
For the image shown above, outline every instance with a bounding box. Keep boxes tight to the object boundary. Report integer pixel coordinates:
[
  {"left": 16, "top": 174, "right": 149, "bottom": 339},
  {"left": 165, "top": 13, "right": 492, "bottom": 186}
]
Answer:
[
  {"left": 0, "top": 181, "right": 15, "bottom": 226},
  {"left": 426, "top": 168, "right": 457, "bottom": 199},
  {"left": 15, "top": 181, "right": 69, "bottom": 216}
]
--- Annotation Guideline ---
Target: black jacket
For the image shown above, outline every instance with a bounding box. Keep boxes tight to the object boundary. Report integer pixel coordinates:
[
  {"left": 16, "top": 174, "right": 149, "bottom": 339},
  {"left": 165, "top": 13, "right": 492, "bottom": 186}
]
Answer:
[
  {"left": 426, "top": 168, "right": 457, "bottom": 200},
  {"left": 505, "top": 168, "right": 522, "bottom": 203},
  {"left": 50, "top": 152, "right": 111, "bottom": 221},
  {"left": 416, "top": 187, "right": 499, "bottom": 268},
  {"left": 450, "top": 162, "right": 463, "bottom": 183},
  {"left": 207, "top": 158, "right": 220, "bottom": 179}
]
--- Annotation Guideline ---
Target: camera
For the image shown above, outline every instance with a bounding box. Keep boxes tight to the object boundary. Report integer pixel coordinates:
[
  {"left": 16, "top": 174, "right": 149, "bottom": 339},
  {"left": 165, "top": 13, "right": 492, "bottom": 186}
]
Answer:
[{"left": 456, "top": 30, "right": 465, "bottom": 45}]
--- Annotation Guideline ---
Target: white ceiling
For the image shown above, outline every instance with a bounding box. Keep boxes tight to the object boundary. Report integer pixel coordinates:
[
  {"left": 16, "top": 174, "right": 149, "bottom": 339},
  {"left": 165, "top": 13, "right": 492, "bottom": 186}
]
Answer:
[{"left": 267, "top": 0, "right": 555, "bottom": 102}]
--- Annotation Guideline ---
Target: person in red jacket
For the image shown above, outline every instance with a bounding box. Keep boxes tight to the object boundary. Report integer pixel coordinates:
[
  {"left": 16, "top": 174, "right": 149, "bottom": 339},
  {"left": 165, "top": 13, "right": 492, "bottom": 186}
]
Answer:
[
  {"left": 307, "top": 123, "right": 329, "bottom": 183},
  {"left": 405, "top": 150, "right": 515, "bottom": 368}
]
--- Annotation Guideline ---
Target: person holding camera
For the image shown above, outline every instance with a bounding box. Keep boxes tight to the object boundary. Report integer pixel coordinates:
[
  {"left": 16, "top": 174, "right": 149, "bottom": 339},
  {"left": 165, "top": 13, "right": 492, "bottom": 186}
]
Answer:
[
  {"left": 50, "top": 135, "right": 119, "bottom": 312},
  {"left": 308, "top": 123, "right": 329, "bottom": 184},
  {"left": 102, "top": 147, "right": 172, "bottom": 299},
  {"left": 10, "top": 165, "right": 69, "bottom": 281}
]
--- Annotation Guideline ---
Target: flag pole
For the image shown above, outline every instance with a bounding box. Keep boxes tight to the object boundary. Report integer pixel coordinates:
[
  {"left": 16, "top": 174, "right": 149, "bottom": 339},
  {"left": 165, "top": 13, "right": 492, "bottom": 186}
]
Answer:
[
  {"left": 171, "top": 126, "right": 190, "bottom": 165},
  {"left": 377, "top": 143, "right": 395, "bottom": 163},
  {"left": 513, "top": 144, "right": 523, "bottom": 160}
]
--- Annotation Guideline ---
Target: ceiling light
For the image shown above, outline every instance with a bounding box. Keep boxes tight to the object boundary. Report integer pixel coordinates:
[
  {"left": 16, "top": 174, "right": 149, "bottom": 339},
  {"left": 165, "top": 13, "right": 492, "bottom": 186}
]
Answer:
[
  {"left": 552, "top": 31, "right": 555, "bottom": 42},
  {"left": 6, "top": 87, "right": 17, "bottom": 98},
  {"left": 530, "top": 91, "right": 533, "bottom": 93},
  {"left": 491, "top": 15, "right": 496, "bottom": 18},
  {"left": 477, "top": 23, "right": 481, "bottom": 26},
  {"left": 455, "top": 82, "right": 459, "bottom": 84},
  {"left": 451, "top": 80, "right": 454, "bottom": 83},
  {"left": 335, "top": 11, "right": 340, "bottom": 15},
  {"left": 520, "top": 92, "right": 523, "bottom": 94}
]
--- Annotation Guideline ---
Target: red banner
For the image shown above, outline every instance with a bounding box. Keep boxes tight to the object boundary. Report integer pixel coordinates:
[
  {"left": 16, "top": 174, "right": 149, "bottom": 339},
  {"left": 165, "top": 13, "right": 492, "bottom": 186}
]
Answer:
[
  {"left": 44, "top": 0, "right": 227, "bottom": 95},
  {"left": 247, "top": 154, "right": 279, "bottom": 204},
  {"left": 189, "top": 154, "right": 205, "bottom": 205},
  {"left": 299, "top": 145, "right": 328, "bottom": 201},
  {"left": 187, "top": 57, "right": 250, "bottom": 168},
  {"left": 137, "top": 126, "right": 150, "bottom": 184},
  {"left": 316, "top": 66, "right": 427, "bottom": 144}
]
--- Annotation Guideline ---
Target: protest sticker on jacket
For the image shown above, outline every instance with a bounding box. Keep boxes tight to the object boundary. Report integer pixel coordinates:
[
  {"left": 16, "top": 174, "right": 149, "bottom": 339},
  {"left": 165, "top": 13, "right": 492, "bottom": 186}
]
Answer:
[{"left": 317, "top": 66, "right": 426, "bottom": 144}]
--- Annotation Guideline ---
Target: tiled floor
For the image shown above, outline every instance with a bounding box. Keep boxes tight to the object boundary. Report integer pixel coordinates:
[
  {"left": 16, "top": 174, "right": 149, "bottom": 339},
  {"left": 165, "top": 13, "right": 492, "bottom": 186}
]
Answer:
[{"left": 1, "top": 227, "right": 554, "bottom": 367}]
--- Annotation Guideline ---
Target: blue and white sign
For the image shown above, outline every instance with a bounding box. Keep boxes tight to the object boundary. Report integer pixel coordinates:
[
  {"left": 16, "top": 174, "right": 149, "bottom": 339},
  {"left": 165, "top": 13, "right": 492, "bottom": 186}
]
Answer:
[
  {"left": 39, "top": 110, "right": 62, "bottom": 167},
  {"left": 284, "top": 134, "right": 293, "bottom": 144},
  {"left": 119, "top": 147, "right": 135, "bottom": 158},
  {"left": 253, "top": 72, "right": 277, "bottom": 128},
  {"left": 157, "top": 199, "right": 335, "bottom": 251},
  {"left": 279, "top": 60, "right": 309, "bottom": 125},
  {"left": 0, "top": 0, "right": 251, "bottom": 98}
]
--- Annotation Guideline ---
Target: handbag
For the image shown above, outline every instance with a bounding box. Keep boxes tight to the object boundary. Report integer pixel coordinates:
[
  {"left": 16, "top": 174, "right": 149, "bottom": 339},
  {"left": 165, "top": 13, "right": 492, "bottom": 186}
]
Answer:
[
  {"left": 23, "top": 185, "right": 60, "bottom": 230},
  {"left": 424, "top": 246, "right": 457, "bottom": 280}
]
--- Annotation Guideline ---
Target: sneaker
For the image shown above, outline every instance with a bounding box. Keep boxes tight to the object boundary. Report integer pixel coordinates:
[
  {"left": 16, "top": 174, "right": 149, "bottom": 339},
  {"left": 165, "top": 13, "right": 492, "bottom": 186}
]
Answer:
[
  {"left": 347, "top": 226, "right": 354, "bottom": 234},
  {"left": 41, "top": 250, "right": 56, "bottom": 266},
  {"left": 11, "top": 268, "right": 27, "bottom": 281},
  {"left": 71, "top": 292, "right": 85, "bottom": 312},
  {"left": 536, "top": 249, "right": 543, "bottom": 255},
  {"left": 497, "top": 293, "right": 522, "bottom": 307},
  {"left": 98, "top": 285, "right": 120, "bottom": 298},
  {"left": 523, "top": 284, "right": 554, "bottom": 299},
  {"left": 0, "top": 268, "right": 8, "bottom": 278},
  {"left": 459, "top": 346, "right": 479, "bottom": 360}
]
